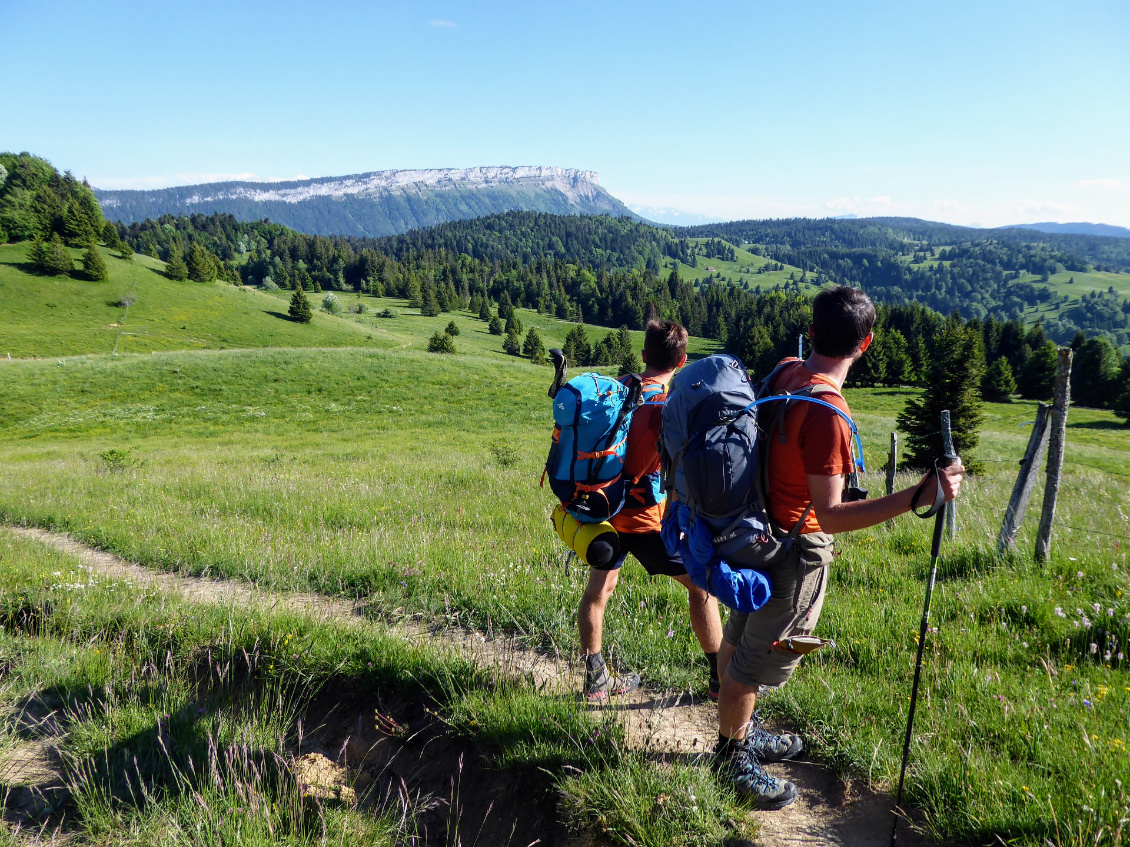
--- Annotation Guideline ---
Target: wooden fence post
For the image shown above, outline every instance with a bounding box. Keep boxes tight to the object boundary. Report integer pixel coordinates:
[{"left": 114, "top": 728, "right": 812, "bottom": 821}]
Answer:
[
  {"left": 885, "top": 432, "right": 897, "bottom": 529},
  {"left": 997, "top": 402, "right": 1051, "bottom": 554},
  {"left": 1035, "top": 348, "right": 1073, "bottom": 564},
  {"left": 941, "top": 410, "right": 956, "bottom": 539}
]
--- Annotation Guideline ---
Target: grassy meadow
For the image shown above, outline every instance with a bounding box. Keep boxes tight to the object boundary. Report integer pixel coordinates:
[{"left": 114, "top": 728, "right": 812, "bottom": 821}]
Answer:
[{"left": 1, "top": 250, "right": 1129, "bottom": 844}]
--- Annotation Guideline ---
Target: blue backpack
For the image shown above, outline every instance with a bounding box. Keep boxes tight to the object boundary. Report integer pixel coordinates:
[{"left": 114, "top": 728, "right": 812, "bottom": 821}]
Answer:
[
  {"left": 660, "top": 354, "right": 865, "bottom": 612},
  {"left": 545, "top": 371, "right": 663, "bottom": 523}
]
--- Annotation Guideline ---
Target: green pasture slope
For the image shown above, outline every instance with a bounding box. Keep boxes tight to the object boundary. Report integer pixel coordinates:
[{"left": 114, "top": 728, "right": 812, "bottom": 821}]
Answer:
[
  {"left": 0, "top": 251, "right": 1128, "bottom": 844},
  {"left": 0, "top": 242, "right": 388, "bottom": 357},
  {"left": 665, "top": 238, "right": 819, "bottom": 294}
]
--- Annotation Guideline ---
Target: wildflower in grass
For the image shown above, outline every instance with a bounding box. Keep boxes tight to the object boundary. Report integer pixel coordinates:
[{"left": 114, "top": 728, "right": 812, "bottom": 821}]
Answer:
[
  {"left": 1084, "top": 699, "right": 1093, "bottom": 708},
  {"left": 1055, "top": 606, "right": 1065, "bottom": 617},
  {"left": 1082, "top": 617, "right": 1091, "bottom": 628},
  {"left": 1105, "top": 651, "right": 1112, "bottom": 662},
  {"left": 667, "top": 628, "right": 674, "bottom": 638},
  {"left": 1108, "top": 608, "right": 1115, "bottom": 617},
  {"left": 1090, "top": 643, "right": 1098, "bottom": 654},
  {"left": 1093, "top": 603, "right": 1102, "bottom": 614}
]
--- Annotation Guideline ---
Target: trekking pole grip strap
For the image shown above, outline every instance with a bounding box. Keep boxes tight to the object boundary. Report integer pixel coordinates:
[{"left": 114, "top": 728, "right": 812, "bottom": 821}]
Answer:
[{"left": 910, "top": 455, "right": 956, "bottom": 519}]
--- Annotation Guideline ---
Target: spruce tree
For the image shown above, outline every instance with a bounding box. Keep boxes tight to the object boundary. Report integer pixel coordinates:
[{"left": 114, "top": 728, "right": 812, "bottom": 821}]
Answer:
[
  {"left": 166, "top": 249, "right": 189, "bottom": 281},
  {"left": 1018, "top": 341, "right": 1057, "bottom": 400},
  {"left": 81, "top": 242, "right": 109, "bottom": 281},
  {"left": 289, "top": 285, "right": 313, "bottom": 323},
  {"left": 563, "top": 324, "right": 591, "bottom": 366},
  {"left": 44, "top": 233, "right": 74, "bottom": 276},
  {"left": 504, "top": 313, "right": 522, "bottom": 336},
  {"left": 523, "top": 327, "right": 546, "bottom": 365},
  {"left": 445, "top": 320, "right": 460, "bottom": 336},
  {"left": 420, "top": 285, "right": 439, "bottom": 317},
  {"left": 982, "top": 357, "right": 1017, "bottom": 402},
  {"left": 101, "top": 221, "right": 121, "bottom": 247},
  {"left": 1071, "top": 337, "right": 1120, "bottom": 409},
  {"left": 478, "top": 298, "right": 491, "bottom": 321},
  {"left": 28, "top": 235, "right": 49, "bottom": 273},
  {"left": 488, "top": 316, "right": 503, "bottom": 335},
  {"left": 187, "top": 242, "right": 217, "bottom": 282},
  {"left": 116, "top": 241, "right": 133, "bottom": 261},
  {"left": 427, "top": 330, "right": 455, "bottom": 353},
  {"left": 618, "top": 350, "right": 643, "bottom": 377},
  {"left": 503, "top": 328, "right": 522, "bottom": 356},
  {"left": 896, "top": 320, "right": 985, "bottom": 472}
]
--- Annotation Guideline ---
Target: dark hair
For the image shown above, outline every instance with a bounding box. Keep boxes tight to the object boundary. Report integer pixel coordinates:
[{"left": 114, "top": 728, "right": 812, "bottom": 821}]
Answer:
[
  {"left": 643, "top": 319, "right": 688, "bottom": 371},
  {"left": 811, "top": 286, "right": 876, "bottom": 358}
]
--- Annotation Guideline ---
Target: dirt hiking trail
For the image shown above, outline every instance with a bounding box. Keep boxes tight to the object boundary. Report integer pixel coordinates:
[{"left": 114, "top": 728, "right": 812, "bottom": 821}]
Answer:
[{"left": 3, "top": 526, "right": 929, "bottom": 847}]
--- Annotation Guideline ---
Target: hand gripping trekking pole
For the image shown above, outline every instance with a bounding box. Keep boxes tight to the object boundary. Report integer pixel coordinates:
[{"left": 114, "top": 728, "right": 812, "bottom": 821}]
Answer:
[
  {"left": 890, "top": 448, "right": 958, "bottom": 847},
  {"left": 548, "top": 349, "right": 568, "bottom": 399}
]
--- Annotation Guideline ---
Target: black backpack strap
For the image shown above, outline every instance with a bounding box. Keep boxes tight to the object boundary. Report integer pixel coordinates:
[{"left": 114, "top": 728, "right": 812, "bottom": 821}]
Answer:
[{"left": 910, "top": 458, "right": 948, "bottom": 519}]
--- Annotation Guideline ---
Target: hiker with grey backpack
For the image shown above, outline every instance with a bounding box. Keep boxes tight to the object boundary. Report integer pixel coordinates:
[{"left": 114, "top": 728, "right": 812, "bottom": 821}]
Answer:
[{"left": 660, "top": 286, "right": 964, "bottom": 810}]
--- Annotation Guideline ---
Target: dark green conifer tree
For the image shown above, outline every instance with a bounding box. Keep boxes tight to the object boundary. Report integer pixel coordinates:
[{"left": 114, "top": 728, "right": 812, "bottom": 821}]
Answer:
[
  {"left": 44, "top": 233, "right": 74, "bottom": 276},
  {"left": 488, "top": 315, "right": 503, "bottom": 335},
  {"left": 982, "top": 357, "right": 1017, "bottom": 402},
  {"left": 81, "top": 242, "right": 109, "bottom": 281},
  {"left": 503, "top": 328, "right": 522, "bottom": 356},
  {"left": 1071, "top": 337, "right": 1120, "bottom": 409},
  {"left": 1018, "top": 341, "right": 1057, "bottom": 400},
  {"left": 28, "top": 234, "right": 49, "bottom": 272},
  {"left": 563, "top": 324, "right": 591, "bottom": 366},
  {"left": 187, "top": 242, "right": 217, "bottom": 282},
  {"left": 897, "top": 320, "right": 985, "bottom": 472},
  {"left": 289, "top": 285, "right": 313, "bottom": 323},
  {"left": 478, "top": 298, "right": 491, "bottom": 321},
  {"left": 427, "top": 330, "right": 455, "bottom": 353},
  {"left": 166, "top": 249, "right": 189, "bottom": 281},
  {"left": 445, "top": 320, "right": 460, "bottom": 336},
  {"left": 618, "top": 350, "right": 643, "bottom": 377},
  {"left": 101, "top": 221, "right": 121, "bottom": 247},
  {"left": 523, "top": 327, "right": 546, "bottom": 365}
]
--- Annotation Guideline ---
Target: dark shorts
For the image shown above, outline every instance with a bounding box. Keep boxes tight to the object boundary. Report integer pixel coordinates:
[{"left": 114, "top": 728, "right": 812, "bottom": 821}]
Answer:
[
  {"left": 722, "top": 531, "right": 834, "bottom": 689},
  {"left": 592, "top": 531, "right": 687, "bottom": 578}
]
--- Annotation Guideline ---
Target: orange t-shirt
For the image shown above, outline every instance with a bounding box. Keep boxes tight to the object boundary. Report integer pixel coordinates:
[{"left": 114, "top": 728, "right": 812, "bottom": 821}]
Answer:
[
  {"left": 765, "top": 359, "right": 854, "bottom": 534},
  {"left": 610, "top": 376, "right": 666, "bottom": 534}
]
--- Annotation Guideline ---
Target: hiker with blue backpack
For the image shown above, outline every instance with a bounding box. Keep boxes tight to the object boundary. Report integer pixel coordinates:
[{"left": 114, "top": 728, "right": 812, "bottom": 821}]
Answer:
[
  {"left": 545, "top": 320, "right": 723, "bottom": 702},
  {"left": 660, "top": 286, "right": 964, "bottom": 810}
]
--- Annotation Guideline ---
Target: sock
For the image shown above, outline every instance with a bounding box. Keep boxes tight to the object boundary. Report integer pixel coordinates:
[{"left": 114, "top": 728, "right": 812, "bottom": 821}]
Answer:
[
  {"left": 706, "top": 652, "right": 719, "bottom": 684},
  {"left": 716, "top": 732, "right": 739, "bottom": 754}
]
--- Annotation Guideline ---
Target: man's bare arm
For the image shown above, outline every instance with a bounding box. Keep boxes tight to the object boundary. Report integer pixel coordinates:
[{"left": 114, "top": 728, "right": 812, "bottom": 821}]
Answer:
[{"left": 806, "top": 463, "right": 964, "bottom": 535}]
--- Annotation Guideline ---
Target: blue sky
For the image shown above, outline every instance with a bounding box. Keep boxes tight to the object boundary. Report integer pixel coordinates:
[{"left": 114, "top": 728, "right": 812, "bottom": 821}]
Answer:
[{"left": 4, "top": 0, "right": 1128, "bottom": 227}]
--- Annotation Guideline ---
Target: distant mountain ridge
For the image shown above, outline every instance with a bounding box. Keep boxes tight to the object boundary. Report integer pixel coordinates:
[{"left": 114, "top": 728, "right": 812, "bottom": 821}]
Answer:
[
  {"left": 1017, "top": 221, "right": 1130, "bottom": 239},
  {"left": 95, "top": 166, "right": 638, "bottom": 237}
]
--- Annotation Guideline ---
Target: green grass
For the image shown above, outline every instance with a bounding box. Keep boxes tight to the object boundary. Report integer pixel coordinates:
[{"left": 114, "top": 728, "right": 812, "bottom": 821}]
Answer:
[
  {"left": 663, "top": 238, "right": 817, "bottom": 294},
  {"left": 0, "top": 529, "right": 742, "bottom": 845},
  {"left": 1, "top": 252, "right": 1129, "bottom": 843},
  {"left": 0, "top": 243, "right": 394, "bottom": 358}
]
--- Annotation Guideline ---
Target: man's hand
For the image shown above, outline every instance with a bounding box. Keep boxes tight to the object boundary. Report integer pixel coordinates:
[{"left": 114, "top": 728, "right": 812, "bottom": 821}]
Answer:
[{"left": 808, "top": 459, "right": 966, "bottom": 536}]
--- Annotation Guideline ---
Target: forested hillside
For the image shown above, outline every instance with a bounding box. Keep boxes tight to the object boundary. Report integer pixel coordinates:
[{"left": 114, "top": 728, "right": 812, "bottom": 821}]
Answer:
[{"left": 107, "top": 211, "right": 1130, "bottom": 418}]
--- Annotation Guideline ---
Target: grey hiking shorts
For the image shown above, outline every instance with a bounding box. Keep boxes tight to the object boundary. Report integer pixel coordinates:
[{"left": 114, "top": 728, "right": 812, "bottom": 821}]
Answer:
[{"left": 722, "top": 531, "right": 834, "bottom": 689}]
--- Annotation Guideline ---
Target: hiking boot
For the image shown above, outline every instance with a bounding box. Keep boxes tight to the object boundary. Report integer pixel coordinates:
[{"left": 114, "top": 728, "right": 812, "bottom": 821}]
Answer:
[
  {"left": 713, "top": 739, "right": 798, "bottom": 810},
  {"left": 584, "top": 661, "right": 640, "bottom": 703},
  {"left": 743, "top": 716, "right": 803, "bottom": 762}
]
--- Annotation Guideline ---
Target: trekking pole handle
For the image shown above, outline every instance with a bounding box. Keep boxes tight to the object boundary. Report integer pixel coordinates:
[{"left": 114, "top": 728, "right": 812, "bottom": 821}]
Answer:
[
  {"left": 548, "top": 349, "right": 567, "bottom": 398},
  {"left": 929, "top": 452, "right": 958, "bottom": 559}
]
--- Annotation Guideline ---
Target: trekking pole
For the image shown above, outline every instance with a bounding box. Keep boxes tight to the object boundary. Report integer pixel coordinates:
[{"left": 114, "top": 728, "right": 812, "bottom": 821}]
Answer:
[
  {"left": 890, "top": 447, "right": 959, "bottom": 847},
  {"left": 548, "top": 349, "right": 567, "bottom": 398}
]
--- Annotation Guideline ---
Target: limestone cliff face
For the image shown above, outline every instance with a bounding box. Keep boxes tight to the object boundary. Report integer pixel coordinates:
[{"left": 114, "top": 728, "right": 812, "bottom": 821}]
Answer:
[{"left": 96, "top": 166, "right": 634, "bottom": 237}]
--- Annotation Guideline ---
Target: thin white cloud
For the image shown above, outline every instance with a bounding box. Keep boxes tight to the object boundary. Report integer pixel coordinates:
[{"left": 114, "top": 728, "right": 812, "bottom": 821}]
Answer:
[
  {"left": 430, "top": 19, "right": 455, "bottom": 27},
  {"left": 1070, "top": 178, "right": 1124, "bottom": 191}
]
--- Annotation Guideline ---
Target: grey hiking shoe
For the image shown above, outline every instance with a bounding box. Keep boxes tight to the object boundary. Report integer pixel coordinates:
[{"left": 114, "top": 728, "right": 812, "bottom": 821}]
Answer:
[
  {"left": 743, "top": 716, "right": 803, "bottom": 762},
  {"left": 584, "top": 661, "right": 640, "bottom": 703},
  {"left": 713, "top": 738, "right": 798, "bottom": 810}
]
